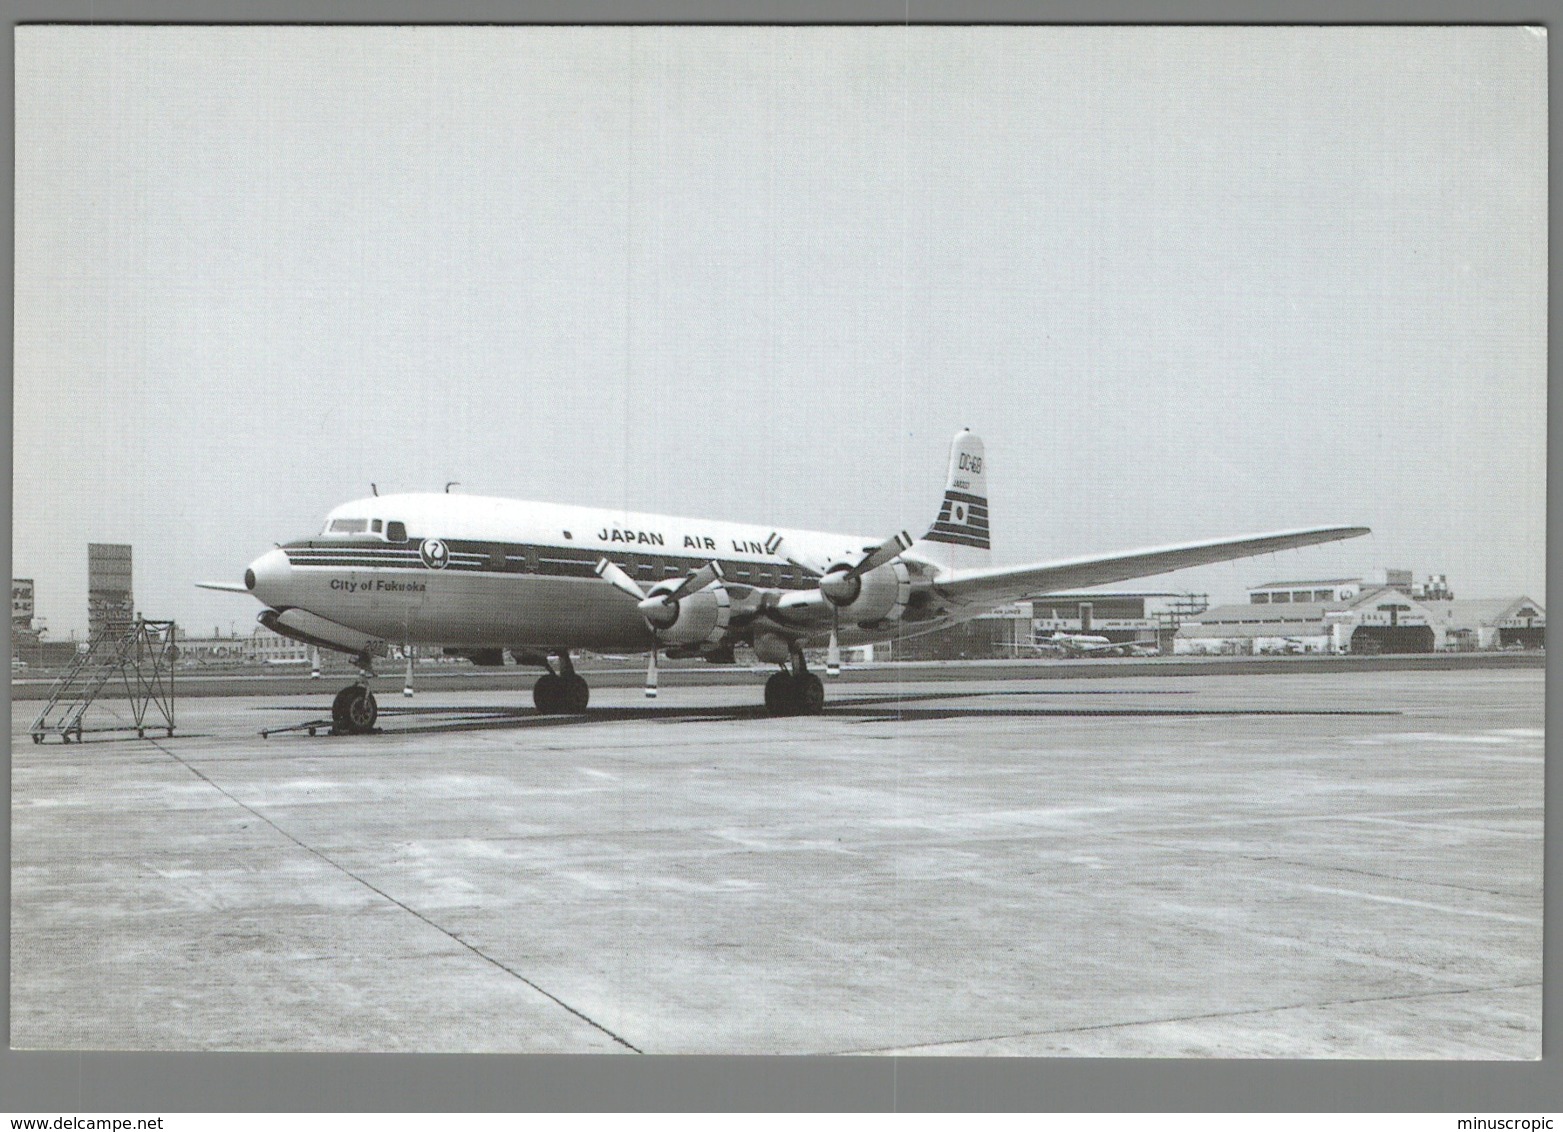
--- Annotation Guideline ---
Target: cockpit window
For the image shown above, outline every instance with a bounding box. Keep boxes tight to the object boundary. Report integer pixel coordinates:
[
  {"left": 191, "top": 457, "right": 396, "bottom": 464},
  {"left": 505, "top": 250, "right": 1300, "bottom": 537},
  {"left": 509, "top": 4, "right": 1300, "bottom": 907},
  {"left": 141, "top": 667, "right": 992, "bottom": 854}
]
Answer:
[
  {"left": 328, "top": 518, "right": 369, "bottom": 534},
  {"left": 386, "top": 521, "right": 407, "bottom": 542},
  {"left": 372, "top": 519, "right": 383, "bottom": 533}
]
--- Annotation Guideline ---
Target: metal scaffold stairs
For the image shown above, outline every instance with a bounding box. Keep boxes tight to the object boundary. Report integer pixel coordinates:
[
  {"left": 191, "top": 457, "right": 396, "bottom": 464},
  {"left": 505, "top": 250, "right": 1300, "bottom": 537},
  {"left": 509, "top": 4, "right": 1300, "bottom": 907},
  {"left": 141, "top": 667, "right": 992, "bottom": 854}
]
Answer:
[{"left": 28, "top": 618, "right": 177, "bottom": 744}]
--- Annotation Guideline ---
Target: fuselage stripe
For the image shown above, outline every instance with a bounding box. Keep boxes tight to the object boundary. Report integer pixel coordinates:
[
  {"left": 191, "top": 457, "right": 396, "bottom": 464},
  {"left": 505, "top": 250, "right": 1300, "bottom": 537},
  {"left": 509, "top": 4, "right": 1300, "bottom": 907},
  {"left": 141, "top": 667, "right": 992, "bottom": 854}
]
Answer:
[
  {"left": 921, "top": 531, "right": 991, "bottom": 548},
  {"left": 283, "top": 540, "right": 822, "bottom": 590}
]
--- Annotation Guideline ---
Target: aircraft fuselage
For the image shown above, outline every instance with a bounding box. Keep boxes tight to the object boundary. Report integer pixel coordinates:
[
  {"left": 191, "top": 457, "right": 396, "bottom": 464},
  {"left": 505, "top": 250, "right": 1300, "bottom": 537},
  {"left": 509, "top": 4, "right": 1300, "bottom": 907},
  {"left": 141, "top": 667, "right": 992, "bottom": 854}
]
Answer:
[{"left": 245, "top": 492, "right": 955, "bottom": 655}]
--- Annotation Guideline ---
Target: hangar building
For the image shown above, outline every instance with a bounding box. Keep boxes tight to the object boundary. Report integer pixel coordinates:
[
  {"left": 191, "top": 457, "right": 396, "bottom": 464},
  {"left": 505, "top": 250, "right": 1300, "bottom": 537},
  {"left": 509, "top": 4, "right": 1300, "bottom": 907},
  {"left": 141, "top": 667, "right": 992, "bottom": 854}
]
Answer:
[{"left": 1176, "top": 588, "right": 1544, "bottom": 655}]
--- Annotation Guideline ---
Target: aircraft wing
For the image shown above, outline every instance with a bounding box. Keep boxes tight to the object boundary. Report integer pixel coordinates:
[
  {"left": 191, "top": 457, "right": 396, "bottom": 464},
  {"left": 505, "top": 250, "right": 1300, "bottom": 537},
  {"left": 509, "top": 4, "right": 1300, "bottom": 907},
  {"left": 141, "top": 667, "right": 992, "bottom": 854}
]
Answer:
[{"left": 933, "top": 525, "right": 1370, "bottom": 609}]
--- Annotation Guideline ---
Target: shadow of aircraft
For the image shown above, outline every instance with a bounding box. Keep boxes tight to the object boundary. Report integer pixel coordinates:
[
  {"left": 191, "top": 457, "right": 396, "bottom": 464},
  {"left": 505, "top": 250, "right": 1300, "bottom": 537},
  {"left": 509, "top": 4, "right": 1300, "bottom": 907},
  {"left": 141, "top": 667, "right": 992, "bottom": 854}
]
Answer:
[{"left": 254, "top": 687, "right": 1397, "bottom": 738}]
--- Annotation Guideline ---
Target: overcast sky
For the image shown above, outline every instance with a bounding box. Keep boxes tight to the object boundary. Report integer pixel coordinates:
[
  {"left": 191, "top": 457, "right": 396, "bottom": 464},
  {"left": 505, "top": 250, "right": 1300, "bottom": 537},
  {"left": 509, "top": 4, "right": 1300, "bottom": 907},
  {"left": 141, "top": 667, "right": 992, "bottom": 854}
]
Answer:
[{"left": 13, "top": 25, "right": 1546, "bottom": 638}]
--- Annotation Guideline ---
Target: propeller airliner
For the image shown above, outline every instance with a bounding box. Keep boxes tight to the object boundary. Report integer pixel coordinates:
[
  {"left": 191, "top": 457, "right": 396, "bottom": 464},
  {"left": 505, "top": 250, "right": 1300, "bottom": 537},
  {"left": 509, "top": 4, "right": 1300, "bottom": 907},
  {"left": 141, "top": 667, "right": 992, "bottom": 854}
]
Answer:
[{"left": 199, "top": 430, "right": 1367, "bottom": 733}]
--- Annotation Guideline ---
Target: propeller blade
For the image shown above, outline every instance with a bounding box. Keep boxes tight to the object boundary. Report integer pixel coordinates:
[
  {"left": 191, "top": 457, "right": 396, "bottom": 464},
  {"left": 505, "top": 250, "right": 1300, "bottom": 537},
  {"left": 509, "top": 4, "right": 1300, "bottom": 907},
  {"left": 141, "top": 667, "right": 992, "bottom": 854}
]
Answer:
[
  {"left": 787, "top": 556, "right": 823, "bottom": 579},
  {"left": 770, "top": 534, "right": 825, "bottom": 578},
  {"left": 826, "top": 625, "right": 841, "bottom": 677},
  {"left": 665, "top": 560, "right": 725, "bottom": 603},
  {"left": 852, "top": 530, "right": 913, "bottom": 577},
  {"left": 645, "top": 648, "right": 659, "bottom": 699},
  {"left": 595, "top": 558, "right": 646, "bottom": 600}
]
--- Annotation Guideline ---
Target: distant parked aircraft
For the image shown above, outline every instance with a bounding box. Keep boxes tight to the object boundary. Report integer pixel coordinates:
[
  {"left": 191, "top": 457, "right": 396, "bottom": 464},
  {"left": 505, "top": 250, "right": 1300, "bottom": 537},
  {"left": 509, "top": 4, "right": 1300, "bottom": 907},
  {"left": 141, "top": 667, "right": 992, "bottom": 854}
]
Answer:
[{"left": 1030, "top": 632, "right": 1160, "bottom": 658}]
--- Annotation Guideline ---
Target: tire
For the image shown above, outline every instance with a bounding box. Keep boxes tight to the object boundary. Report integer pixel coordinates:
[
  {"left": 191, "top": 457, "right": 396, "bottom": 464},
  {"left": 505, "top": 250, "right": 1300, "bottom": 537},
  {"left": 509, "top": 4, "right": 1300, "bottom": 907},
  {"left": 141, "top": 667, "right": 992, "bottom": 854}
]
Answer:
[
  {"left": 562, "top": 675, "right": 590, "bottom": 714},
  {"left": 331, "top": 685, "right": 358, "bottom": 725},
  {"left": 796, "top": 672, "right": 825, "bottom": 715},
  {"left": 764, "top": 672, "right": 798, "bottom": 716},
  {"left": 534, "top": 673, "right": 563, "bottom": 713},
  {"left": 344, "top": 688, "right": 378, "bottom": 733}
]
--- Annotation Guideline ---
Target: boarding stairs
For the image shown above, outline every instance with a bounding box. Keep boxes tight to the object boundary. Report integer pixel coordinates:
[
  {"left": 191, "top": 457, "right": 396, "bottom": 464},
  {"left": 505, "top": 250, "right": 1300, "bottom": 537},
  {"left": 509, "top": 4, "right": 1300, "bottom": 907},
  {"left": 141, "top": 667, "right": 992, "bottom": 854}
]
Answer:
[{"left": 28, "top": 618, "right": 177, "bottom": 744}]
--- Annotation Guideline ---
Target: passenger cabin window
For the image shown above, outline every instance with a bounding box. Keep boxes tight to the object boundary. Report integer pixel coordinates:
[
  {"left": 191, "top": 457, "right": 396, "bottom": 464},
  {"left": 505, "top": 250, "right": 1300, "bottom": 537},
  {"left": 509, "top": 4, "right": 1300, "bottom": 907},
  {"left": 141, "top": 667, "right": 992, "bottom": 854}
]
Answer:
[
  {"left": 386, "top": 521, "right": 407, "bottom": 542},
  {"left": 328, "top": 518, "right": 369, "bottom": 535}
]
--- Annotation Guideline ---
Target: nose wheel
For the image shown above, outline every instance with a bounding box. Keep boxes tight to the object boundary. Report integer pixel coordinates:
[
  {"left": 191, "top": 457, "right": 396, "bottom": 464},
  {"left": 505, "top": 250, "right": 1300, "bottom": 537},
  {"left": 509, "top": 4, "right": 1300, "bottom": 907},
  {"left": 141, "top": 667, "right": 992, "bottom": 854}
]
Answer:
[{"left": 331, "top": 685, "right": 379, "bottom": 734}]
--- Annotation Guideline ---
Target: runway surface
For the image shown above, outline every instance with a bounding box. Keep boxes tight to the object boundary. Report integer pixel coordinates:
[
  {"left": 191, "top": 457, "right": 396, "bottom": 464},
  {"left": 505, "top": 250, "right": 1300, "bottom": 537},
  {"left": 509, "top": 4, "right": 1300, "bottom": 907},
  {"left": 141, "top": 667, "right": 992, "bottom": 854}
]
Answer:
[{"left": 10, "top": 667, "right": 1543, "bottom": 1056}]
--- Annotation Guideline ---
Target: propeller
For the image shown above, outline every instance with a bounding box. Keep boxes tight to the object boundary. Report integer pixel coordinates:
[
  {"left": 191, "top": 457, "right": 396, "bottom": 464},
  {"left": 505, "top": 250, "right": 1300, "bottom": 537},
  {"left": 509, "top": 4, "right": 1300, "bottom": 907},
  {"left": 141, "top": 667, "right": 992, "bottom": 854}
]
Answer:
[
  {"left": 596, "top": 557, "right": 726, "bottom": 669},
  {"left": 815, "top": 530, "right": 912, "bottom": 676},
  {"left": 596, "top": 557, "right": 725, "bottom": 625},
  {"left": 818, "top": 530, "right": 913, "bottom": 607},
  {"left": 638, "top": 561, "right": 725, "bottom": 628}
]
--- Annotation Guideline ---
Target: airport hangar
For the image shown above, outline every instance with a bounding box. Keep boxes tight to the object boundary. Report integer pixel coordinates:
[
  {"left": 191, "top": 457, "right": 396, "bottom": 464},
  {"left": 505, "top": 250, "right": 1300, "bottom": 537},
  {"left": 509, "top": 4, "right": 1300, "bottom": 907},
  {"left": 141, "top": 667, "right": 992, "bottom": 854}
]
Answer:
[{"left": 1173, "top": 571, "right": 1544, "bottom": 656}]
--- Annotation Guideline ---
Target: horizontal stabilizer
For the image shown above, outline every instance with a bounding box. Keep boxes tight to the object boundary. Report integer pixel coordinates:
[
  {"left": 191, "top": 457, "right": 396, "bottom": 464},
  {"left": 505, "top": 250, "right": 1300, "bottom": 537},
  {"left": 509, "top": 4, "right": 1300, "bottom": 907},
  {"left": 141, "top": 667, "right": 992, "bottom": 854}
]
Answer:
[
  {"left": 937, "top": 525, "right": 1371, "bottom": 607},
  {"left": 195, "top": 580, "right": 251, "bottom": 593}
]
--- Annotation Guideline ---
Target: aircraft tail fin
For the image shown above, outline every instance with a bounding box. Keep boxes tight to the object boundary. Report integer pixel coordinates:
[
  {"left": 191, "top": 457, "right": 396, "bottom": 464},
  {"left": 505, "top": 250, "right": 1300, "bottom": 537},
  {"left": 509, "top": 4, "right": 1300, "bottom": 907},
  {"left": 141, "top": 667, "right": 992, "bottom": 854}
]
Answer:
[{"left": 908, "top": 429, "right": 992, "bottom": 573}]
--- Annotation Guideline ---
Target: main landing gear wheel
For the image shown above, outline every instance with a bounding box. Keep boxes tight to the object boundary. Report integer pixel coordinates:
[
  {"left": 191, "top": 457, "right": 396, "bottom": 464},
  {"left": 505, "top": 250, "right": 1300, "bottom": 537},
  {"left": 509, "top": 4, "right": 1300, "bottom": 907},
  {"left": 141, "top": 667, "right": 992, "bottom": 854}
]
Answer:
[
  {"left": 796, "top": 672, "right": 825, "bottom": 714},
  {"left": 534, "top": 673, "right": 590, "bottom": 714},
  {"left": 331, "top": 686, "right": 378, "bottom": 734},
  {"left": 764, "top": 671, "right": 825, "bottom": 717}
]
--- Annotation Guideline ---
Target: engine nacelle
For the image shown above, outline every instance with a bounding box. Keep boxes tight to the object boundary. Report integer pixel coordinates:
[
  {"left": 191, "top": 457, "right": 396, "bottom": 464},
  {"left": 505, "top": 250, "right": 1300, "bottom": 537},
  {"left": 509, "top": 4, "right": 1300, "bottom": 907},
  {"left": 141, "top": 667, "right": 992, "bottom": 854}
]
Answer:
[
  {"left": 821, "top": 561, "right": 911, "bottom": 628},
  {"left": 639, "top": 581, "right": 732, "bottom": 647}
]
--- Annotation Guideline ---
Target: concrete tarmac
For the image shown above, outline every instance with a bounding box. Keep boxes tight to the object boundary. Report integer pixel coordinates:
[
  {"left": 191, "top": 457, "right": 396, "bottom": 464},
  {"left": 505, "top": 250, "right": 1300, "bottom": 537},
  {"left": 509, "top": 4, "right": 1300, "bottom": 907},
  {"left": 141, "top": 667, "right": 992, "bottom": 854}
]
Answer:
[{"left": 10, "top": 667, "right": 1542, "bottom": 1056}]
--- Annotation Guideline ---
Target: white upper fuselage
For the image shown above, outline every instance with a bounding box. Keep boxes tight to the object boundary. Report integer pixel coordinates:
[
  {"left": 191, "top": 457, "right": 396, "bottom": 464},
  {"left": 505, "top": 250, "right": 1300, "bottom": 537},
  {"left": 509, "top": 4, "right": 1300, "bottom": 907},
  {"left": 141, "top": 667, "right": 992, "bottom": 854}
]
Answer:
[
  {"left": 244, "top": 492, "right": 955, "bottom": 653},
  {"left": 324, "top": 492, "right": 880, "bottom": 565}
]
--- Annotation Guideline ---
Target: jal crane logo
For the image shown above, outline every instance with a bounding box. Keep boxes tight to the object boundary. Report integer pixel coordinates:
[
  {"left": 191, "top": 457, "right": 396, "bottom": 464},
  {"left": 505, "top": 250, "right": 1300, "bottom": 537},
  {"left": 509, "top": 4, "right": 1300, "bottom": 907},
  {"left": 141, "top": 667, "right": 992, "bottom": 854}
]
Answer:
[{"left": 419, "top": 538, "right": 451, "bottom": 570}]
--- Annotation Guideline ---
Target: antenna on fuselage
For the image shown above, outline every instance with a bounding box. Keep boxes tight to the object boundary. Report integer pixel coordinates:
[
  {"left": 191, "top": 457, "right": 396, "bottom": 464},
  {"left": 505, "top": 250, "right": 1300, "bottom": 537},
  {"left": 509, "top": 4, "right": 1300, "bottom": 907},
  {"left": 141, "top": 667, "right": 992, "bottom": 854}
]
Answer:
[
  {"left": 446, "top": 482, "right": 460, "bottom": 493},
  {"left": 371, "top": 483, "right": 378, "bottom": 496}
]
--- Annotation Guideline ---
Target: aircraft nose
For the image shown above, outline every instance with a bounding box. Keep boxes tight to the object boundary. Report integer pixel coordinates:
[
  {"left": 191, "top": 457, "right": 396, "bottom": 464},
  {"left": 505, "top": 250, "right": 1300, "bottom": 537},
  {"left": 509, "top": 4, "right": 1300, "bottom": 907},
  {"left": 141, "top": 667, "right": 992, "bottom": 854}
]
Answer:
[{"left": 246, "top": 548, "right": 293, "bottom": 606}]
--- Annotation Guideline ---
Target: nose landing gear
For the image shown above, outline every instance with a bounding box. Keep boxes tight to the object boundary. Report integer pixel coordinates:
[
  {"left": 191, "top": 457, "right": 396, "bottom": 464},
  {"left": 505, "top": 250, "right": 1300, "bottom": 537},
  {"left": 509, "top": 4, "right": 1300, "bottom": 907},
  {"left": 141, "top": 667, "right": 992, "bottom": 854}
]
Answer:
[
  {"left": 330, "top": 684, "right": 378, "bottom": 734},
  {"left": 329, "top": 654, "right": 379, "bottom": 734}
]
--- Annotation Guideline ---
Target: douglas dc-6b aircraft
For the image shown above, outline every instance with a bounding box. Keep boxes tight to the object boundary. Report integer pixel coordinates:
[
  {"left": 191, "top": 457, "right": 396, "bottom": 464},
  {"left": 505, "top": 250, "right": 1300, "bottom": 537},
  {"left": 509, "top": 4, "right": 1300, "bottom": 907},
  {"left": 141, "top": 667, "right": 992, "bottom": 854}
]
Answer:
[{"left": 199, "top": 431, "right": 1367, "bottom": 733}]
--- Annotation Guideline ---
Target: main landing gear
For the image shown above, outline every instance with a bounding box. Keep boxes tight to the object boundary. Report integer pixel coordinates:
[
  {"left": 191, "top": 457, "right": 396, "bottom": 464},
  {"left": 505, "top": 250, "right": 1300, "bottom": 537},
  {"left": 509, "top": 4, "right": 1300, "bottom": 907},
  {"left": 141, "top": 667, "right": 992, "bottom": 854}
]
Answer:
[
  {"left": 533, "top": 651, "right": 590, "bottom": 715},
  {"left": 764, "top": 648, "right": 825, "bottom": 717}
]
